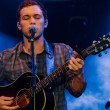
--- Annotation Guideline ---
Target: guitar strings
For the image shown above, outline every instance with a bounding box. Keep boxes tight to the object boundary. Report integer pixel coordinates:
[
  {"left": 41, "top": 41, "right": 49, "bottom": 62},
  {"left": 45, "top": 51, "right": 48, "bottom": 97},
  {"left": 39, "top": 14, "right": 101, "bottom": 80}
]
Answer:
[
  {"left": 35, "top": 60, "right": 69, "bottom": 93},
  {"left": 15, "top": 61, "right": 69, "bottom": 107}
]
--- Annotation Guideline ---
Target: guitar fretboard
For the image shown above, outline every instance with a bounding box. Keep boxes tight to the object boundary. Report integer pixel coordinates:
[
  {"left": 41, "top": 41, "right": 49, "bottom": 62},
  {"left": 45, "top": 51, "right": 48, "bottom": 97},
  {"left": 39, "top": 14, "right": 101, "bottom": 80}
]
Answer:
[{"left": 35, "top": 61, "right": 69, "bottom": 93}]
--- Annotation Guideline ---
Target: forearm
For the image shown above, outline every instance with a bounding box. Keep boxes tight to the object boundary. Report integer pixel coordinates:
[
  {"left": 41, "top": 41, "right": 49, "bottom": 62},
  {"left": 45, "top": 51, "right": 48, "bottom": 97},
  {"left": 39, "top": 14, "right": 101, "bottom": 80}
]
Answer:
[{"left": 71, "top": 70, "right": 86, "bottom": 93}]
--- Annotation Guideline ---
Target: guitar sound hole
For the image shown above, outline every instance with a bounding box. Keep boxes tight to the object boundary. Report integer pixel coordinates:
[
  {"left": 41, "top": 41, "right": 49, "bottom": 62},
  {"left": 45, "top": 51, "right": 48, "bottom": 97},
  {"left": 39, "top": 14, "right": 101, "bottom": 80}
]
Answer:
[{"left": 16, "top": 89, "right": 31, "bottom": 108}]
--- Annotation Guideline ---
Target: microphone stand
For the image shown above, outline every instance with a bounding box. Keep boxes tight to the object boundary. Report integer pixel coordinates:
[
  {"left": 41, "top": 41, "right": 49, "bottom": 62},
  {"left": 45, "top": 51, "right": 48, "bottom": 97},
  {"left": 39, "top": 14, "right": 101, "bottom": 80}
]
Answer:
[{"left": 28, "top": 30, "right": 36, "bottom": 110}]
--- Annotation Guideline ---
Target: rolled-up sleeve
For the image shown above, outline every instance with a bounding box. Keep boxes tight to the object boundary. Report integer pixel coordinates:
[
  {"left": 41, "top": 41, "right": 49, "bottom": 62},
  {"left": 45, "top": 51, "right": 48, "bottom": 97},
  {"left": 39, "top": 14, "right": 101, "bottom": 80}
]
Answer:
[{"left": 64, "top": 45, "right": 86, "bottom": 97}]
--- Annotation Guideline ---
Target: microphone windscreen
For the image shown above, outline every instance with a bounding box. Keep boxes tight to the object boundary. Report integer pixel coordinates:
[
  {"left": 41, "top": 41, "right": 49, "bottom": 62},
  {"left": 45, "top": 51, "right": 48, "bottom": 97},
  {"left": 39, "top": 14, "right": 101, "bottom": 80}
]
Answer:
[{"left": 28, "top": 25, "right": 37, "bottom": 33}]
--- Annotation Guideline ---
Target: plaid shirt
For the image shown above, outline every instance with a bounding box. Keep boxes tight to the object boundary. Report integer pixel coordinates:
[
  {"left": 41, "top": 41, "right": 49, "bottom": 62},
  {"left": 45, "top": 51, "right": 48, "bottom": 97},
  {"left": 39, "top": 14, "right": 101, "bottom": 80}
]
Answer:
[{"left": 0, "top": 40, "right": 85, "bottom": 110}]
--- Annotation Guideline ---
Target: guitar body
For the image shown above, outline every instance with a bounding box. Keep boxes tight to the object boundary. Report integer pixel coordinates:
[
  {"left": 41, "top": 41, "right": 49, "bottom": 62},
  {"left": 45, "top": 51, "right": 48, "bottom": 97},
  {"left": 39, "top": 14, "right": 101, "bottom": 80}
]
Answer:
[
  {"left": 0, "top": 35, "right": 109, "bottom": 109},
  {"left": 0, "top": 72, "right": 55, "bottom": 110}
]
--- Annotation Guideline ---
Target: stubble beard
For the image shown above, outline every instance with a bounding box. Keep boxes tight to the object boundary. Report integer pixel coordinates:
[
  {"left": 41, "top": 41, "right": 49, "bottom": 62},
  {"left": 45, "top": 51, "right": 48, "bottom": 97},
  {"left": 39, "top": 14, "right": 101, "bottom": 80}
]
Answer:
[{"left": 24, "top": 32, "right": 43, "bottom": 41}]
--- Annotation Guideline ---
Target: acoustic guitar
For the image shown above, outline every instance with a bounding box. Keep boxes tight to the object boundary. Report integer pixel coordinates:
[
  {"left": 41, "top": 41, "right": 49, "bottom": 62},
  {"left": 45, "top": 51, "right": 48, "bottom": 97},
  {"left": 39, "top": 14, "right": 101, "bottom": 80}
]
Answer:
[{"left": 0, "top": 35, "right": 110, "bottom": 110}]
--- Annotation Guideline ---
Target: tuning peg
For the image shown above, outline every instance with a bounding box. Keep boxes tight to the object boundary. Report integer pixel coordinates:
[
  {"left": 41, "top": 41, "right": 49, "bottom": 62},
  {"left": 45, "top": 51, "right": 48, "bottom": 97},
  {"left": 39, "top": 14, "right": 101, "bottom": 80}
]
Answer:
[
  {"left": 106, "top": 44, "right": 109, "bottom": 47},
  {"left": 93, "top": 40, "right": 97, "bottom": 44},
  {"left": 104, "top": 50, "right": 107, "bottom": 54},
  {"left": 102, "top": 35, "right": 106, "bottom": 40},
  {"left": 99, "top": 37, "right": 102, "bottom": 40},
  {"left": 103, "top": 34, "right": 110, "bottom": 38},
  {"left": 94, "top": 47, "right": 98, "bottom": 53},
  {"left": 100, "top": 47, "right": 103, "bottom": 50},
  {"left": 98, "top": 41, "right": 101, "bottom": 43},
  {"left": 103, "top": 35, "right": 106, "bottom": 38},
  {"left": 98, "top": 53, "right": 102, "bottom": 57}
]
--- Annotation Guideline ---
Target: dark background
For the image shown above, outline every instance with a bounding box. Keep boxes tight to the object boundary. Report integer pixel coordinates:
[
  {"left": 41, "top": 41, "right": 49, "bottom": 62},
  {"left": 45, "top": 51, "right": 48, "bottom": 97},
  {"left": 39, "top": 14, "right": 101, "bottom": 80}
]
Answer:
[
  {"left": 0, "top": 0, "right": 110, "bottom": 51},
  {"left": 1, "top": 1, "right": 110, "bottom": 110}
]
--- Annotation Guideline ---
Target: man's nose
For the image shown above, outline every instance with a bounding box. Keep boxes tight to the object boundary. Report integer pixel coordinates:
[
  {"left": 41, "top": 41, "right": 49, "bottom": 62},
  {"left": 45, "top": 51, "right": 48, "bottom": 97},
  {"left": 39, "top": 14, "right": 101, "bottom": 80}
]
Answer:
[{"left": 30, "top": 17, "right": 36, "bottom": 24}]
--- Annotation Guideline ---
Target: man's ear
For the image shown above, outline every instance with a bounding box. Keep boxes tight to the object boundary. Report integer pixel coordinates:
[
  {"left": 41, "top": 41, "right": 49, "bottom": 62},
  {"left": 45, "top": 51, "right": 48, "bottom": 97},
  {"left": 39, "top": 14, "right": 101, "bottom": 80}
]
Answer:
[
  {"left": 44, "top": 19, "right": 48, "bottom": 28},
  {"left": 17, "top": 22, "right": 21, "bottom": 30}
]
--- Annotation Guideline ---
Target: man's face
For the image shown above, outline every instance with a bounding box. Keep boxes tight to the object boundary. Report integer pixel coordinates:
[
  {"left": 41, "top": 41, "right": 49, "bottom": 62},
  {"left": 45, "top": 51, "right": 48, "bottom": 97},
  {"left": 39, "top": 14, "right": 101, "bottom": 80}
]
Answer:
[{"left": 17, "top": 5, "right": 48, "bottom": 39}]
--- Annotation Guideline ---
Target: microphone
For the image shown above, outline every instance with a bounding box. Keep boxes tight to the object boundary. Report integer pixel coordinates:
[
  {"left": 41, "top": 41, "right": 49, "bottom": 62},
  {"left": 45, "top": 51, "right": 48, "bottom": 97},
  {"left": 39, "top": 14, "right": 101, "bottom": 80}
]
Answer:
[
  {"left": 105, "top": 100, "right": 110, "bottom": 109},
  {"left": 28, "top": 25, "right": 37, "bottom": 33},
  {"left": 28, "top": 25, "right": 37, "bottom": 41}
]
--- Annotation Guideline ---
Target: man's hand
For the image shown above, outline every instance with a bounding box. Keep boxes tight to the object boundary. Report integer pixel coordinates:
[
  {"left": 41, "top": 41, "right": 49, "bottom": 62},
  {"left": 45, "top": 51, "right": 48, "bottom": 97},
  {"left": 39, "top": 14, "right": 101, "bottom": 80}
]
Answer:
[
  {"left": 68, "top": 51, "right": 84, "bottom": 75},
  {"left": 0, "top": 96, "right": 19, "bottom": 110},
  {"left": 68, "top": 51, "right": 86, "bottom": 93}
]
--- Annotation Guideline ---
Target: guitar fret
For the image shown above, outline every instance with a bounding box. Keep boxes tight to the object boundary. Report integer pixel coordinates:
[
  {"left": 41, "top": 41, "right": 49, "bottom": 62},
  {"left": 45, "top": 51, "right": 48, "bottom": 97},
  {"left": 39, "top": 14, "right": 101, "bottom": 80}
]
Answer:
[
  {"left": 1, "top": 35, "right": 109, "bottom": 109},
  {"left": 36, "top": 83, "right": 43, "bottom": 93},
  {"left": 35, "top": 61, "right": 69, "bottom": 93}
]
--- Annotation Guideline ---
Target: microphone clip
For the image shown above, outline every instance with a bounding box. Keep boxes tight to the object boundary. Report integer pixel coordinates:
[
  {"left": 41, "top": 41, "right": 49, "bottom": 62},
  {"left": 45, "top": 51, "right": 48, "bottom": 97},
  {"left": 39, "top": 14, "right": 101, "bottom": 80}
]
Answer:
[{"left": 28, "top": 25, "right": 37, "bottom": 42}]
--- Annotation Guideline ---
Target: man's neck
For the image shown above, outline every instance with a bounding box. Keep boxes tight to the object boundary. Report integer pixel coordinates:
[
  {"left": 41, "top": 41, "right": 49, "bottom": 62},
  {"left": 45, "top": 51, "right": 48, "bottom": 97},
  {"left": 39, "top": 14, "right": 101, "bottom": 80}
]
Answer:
[{"left": 23, "top": 36, "right": 45, "bottom": 55}]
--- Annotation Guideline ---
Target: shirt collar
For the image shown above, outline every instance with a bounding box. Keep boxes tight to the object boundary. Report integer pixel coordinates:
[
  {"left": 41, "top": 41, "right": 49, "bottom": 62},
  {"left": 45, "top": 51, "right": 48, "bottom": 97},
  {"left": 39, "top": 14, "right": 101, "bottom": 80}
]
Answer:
[
  {"left": 18, "top": 41, "right": 24, "bottom": 56},
  {"left": 18, "top": 39, "right": 54, "bottom": 57},
  {"left": 44, "top": 39, "right": 53, "bottom": 56}
]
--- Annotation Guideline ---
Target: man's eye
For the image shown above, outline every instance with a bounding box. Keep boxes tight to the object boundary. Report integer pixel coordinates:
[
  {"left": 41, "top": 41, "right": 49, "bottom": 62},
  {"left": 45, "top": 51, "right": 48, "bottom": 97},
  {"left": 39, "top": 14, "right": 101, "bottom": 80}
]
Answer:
[
  {"left": 34, "top": 15, "right": 41, "bottom": 19},
  {"left": 23, "top": 15, "right": 30, "bottom": 20}
]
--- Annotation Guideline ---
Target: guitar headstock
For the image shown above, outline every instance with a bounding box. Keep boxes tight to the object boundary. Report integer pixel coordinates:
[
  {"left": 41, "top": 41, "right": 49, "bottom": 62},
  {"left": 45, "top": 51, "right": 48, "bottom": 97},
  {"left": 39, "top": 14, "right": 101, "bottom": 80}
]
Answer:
[{"left": 81, "top": 35, "right": 110, "bottom": 59}]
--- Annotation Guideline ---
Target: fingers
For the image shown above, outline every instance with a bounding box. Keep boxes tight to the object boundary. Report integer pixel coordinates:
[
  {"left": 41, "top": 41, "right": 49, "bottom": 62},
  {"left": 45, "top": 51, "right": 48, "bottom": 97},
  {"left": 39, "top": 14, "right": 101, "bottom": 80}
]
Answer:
[
  {"left": 0, "top": 96, "right": 19, "bottom": 110},
  {"left": 1, "top": 105, "right": 19, "bottom": 110},
  {"left": 0, "top": 100, "right": 13, "bottom": 106},
  {"left": 68, "top": 57, "right": 84, "bottom": 72},
  {"left": 0, "top": 96, "right": 14, "bottom": 101},
  {"left": 0, "top": 96, "right": 13, "bottom": 106},
  {"left": 73, "top": 51, "right": 78, "bottom": 57}
]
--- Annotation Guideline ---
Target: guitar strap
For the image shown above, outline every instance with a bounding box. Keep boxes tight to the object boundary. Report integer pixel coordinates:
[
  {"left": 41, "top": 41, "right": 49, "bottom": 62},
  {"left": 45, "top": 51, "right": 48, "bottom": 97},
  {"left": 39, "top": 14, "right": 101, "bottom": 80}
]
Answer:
[{"left": 45, "top": 41, "right": 55, "bottom": 75}]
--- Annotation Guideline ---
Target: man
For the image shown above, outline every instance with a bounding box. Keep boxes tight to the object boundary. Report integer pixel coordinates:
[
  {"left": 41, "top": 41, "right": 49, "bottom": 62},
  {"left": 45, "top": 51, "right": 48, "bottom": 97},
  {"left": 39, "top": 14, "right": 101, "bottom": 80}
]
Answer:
[{"left": 0, "top": 0, "right": 86, "bottom": 110}]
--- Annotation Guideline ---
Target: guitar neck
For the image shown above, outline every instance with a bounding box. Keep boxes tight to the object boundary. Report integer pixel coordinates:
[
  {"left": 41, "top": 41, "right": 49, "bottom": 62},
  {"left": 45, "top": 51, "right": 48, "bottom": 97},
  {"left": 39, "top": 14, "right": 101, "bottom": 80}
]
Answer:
[
  {"left": 29, "top": 34, "right": 110, "bottom": 93},
  {"left": 34, "top": 61, "right": 69, "bottom": 93},
  {"left": 31, "top": 46, "right": 92, "bottom": 93}
]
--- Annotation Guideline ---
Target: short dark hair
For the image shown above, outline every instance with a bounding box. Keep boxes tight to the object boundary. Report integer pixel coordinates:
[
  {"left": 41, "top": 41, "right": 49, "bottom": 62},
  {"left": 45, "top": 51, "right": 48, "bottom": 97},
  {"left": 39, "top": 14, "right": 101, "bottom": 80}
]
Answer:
[{"left": 17, "top": 0, "right": 48, "bottom": 21}]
